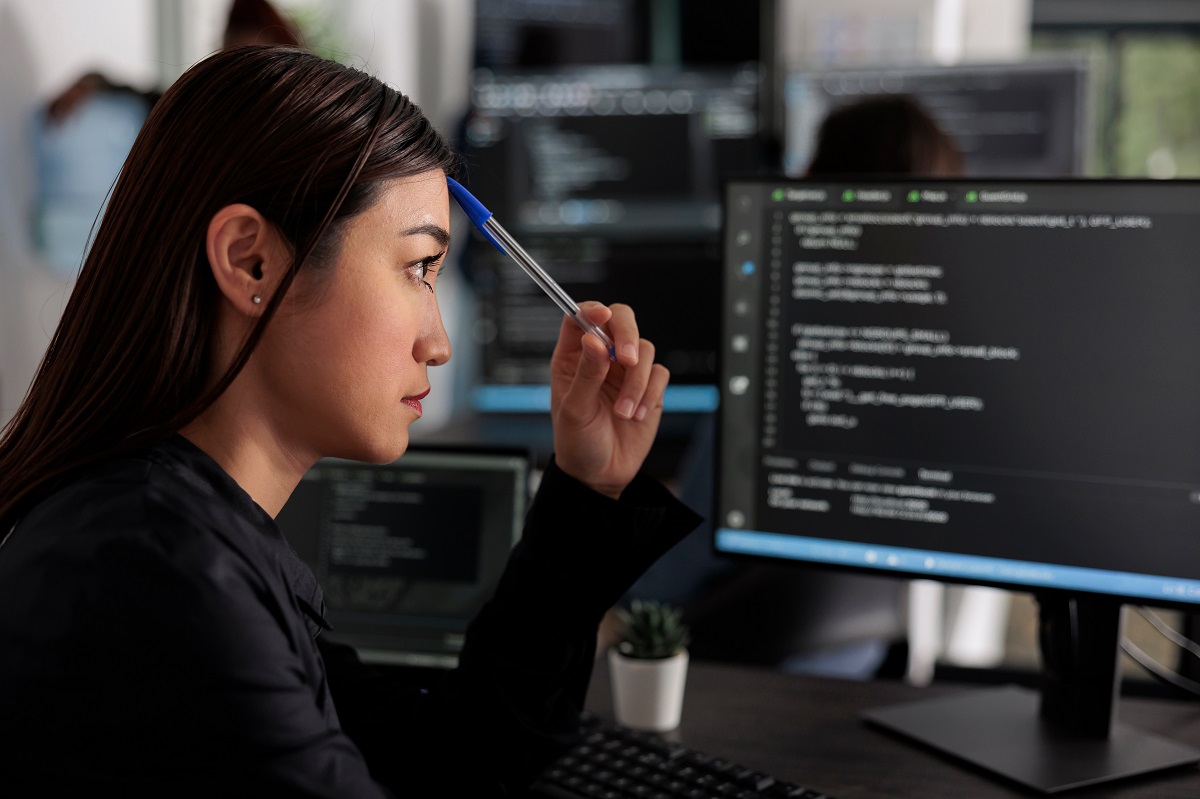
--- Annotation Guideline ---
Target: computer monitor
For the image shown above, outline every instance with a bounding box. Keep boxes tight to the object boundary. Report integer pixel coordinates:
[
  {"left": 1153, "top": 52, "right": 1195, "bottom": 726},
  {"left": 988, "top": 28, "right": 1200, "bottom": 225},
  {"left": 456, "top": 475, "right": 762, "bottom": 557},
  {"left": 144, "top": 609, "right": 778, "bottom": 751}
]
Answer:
[
  {"left": 717, "top": 177, "right": 1200, "bottom": 792},
  {"left": 782, "top": 60, "right": 1090, "bottom": 177},
  {"left": 275, "top": 446, "right": 530, "bottom": 669},
  {"left": 461, "top": 63, "right": 764, "bottom": 413},
  {"left": 472, "top": 0, "right": 762, "bottom": 70},
  {"left": 473, "top": 0, "right": 647, "bottom": 68}
]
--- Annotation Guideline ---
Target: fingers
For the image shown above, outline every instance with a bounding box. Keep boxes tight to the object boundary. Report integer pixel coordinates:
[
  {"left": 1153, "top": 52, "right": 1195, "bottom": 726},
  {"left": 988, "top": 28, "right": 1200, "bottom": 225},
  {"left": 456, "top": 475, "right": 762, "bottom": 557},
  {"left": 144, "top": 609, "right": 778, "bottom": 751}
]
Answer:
[
  {"left": 582, "top": 302, "right": 639, "bottom": 367},
  {"left": 557, "top": 331, "right": 614, "bottom": 425},
  {"left": 638, "top": 363, "right": 670, "bottom": 423},
  {"left": 613, "top": 338, "right": 656, "bottom": 420},
  {"left": 573, "top": 301, "right": 667, "bottom": 421},
  {"left": 555, "top": 302, "right": 613, "bottom": 365}
]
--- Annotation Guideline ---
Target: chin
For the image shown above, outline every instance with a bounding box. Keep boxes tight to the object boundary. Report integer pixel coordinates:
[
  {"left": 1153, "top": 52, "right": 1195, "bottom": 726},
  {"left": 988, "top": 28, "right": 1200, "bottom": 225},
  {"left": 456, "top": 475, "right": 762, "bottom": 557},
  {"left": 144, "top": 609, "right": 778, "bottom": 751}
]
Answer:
[
  {"left": 331, "top": 431, "right": 410, "bottom": 465},
  {"left": 369, "top": 432, "right": 411, "bottom": 464}
]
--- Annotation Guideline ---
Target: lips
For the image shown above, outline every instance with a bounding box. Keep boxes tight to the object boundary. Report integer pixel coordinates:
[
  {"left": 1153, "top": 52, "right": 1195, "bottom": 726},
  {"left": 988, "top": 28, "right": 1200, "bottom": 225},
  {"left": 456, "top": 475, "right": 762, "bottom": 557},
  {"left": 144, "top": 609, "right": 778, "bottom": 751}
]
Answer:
[{"left": 402, "top": 387, "right": 430, "bottom": 416}]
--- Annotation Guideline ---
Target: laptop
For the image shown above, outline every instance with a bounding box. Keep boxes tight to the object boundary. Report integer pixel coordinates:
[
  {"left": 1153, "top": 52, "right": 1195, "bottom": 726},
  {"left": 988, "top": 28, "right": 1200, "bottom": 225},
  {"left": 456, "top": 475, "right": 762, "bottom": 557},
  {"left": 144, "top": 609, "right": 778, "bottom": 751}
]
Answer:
[{"left": 276, "top": 445, "right": 531, "bottom": 669}]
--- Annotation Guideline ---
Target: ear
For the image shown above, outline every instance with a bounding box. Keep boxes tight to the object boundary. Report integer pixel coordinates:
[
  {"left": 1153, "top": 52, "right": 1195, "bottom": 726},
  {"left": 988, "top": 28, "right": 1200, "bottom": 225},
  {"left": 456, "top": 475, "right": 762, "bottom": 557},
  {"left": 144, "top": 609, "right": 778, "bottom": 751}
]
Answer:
[{"left": 205, "top": 204, "right": 288, "bottom": 316}]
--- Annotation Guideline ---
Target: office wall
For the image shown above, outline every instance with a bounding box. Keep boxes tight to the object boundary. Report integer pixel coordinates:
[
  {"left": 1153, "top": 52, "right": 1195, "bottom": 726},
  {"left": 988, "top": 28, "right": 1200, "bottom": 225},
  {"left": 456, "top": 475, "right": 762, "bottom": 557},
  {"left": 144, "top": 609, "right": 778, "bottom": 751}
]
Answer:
[{"left": 0, "top": 0, "right": 474, "bottom": 430}]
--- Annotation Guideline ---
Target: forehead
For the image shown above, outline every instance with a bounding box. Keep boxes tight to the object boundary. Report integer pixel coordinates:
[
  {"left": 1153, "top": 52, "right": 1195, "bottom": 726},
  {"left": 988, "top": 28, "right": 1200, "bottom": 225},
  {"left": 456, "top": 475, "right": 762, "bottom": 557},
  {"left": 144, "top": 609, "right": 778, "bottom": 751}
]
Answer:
[{"left": 361, "top": 170, "right": 450, "bottom": 234}]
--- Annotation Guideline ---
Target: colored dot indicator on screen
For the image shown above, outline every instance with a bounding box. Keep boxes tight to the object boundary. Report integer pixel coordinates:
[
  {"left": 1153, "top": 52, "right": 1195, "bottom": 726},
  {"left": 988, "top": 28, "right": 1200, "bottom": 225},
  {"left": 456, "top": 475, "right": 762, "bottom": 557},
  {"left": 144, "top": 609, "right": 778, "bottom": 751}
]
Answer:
[
  {"left": 842, "top": 189, "right": 855, "bottom": 202},
  {"left": 907, "top": 190, "right": 920, "bottom": 202},
  {"left": 741, "top": 261, "right": 756, "bottom": 275},
  {"left": 771, "top": 188, "right": 785, "bottom": 201},
  {"left": 965, "top": 191, "right": 979, "bottom": 203}
]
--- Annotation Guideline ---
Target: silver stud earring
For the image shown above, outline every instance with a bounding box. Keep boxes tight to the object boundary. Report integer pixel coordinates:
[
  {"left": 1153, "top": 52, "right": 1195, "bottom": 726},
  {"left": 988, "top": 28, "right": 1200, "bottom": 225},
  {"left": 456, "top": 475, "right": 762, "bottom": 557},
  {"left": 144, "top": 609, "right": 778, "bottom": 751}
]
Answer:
[{"left": 252, "top": 295, "right": 262, "bottom": 305}]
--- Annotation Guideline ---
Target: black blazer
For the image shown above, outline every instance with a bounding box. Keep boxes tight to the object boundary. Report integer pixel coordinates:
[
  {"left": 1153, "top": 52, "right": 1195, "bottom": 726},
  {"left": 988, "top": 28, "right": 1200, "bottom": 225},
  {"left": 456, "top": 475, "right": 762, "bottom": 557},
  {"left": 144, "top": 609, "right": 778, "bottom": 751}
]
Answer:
[{"left": 0, "top": 436, "right": 700, "bottom": 796}]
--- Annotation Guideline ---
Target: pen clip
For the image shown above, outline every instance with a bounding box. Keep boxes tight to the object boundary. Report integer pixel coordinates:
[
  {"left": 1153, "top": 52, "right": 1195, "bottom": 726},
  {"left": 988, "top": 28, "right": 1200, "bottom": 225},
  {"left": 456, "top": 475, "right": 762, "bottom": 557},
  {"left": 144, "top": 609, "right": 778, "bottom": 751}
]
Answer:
[{"left": 447, "top": 176, "right": 507, "bottom": 254}]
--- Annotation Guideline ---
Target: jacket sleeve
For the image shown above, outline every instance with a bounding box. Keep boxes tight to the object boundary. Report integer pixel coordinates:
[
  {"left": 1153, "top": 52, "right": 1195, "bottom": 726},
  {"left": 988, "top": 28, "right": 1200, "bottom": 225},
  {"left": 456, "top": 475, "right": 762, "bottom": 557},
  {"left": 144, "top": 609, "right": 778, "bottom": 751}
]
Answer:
[{"left": 321, "top": 458, "right": 703, "bottom": 796}]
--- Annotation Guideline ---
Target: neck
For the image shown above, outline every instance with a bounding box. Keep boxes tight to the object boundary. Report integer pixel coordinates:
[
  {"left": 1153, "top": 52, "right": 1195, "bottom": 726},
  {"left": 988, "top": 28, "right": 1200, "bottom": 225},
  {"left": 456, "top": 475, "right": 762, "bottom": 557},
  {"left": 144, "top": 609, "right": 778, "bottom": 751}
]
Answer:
[{"left": 179, "top": 396, "right": 313, "bottom": 518}]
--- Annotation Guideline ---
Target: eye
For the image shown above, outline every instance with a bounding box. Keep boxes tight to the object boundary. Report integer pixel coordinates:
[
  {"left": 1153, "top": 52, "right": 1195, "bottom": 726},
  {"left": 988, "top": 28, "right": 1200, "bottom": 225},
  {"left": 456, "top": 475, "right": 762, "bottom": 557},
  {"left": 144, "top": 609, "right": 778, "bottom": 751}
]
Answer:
[{"left": 412, "top": 251, "right": 445, "bottom": 293}]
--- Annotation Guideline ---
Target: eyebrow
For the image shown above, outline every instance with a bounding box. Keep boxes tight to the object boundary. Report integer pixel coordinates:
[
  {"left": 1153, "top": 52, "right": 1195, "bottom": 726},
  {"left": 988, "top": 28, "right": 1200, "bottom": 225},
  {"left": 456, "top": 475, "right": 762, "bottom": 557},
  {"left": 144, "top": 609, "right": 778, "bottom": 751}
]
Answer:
[{"left": 402, "top": 223, "right": 451, "bottom": 248}]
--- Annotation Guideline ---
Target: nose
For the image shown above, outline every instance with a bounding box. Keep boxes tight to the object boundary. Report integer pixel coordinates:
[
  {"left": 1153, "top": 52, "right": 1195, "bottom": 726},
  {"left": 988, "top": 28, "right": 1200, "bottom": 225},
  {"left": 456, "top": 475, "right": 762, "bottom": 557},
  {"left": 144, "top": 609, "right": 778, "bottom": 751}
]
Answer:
[{"left": 416, "top": 302, "right": 452, "bottom": 366}]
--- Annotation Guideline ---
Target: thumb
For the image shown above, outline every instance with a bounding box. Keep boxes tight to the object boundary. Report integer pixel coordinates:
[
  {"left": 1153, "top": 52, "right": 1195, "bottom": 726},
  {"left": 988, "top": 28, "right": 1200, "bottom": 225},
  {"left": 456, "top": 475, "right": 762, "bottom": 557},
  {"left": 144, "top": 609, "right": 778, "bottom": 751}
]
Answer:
[{"left": 559, "top": 334, "right": 612, "bottom": 423}]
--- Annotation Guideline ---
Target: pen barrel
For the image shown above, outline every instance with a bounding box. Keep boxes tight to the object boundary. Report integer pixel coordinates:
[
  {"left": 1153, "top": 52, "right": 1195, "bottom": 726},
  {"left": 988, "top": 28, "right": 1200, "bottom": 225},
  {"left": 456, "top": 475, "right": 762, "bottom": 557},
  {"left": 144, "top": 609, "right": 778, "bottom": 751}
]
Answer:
[
  {"left": 484, "top": 218, "right": 580, "bottom": 316},
  {"left": 482, "top": 216, "right": 616, "bottom": 361}
]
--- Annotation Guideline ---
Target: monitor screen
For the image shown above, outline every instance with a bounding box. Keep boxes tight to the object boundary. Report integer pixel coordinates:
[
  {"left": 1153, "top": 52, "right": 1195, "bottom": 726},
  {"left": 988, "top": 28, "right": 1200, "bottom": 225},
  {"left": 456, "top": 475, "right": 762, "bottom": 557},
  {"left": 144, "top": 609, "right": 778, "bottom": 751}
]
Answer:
[
  {"left": 472, "top": 0, "right": 760, "bottom": 70},
  {"left": 717, "top": 177, "right": 1200, "bottom": 606},
  {"left": 782, "top": 60, "right": 1089, "bottom": 177},
  {"left": 473, "top": 0, "right": 647, "bottom": 68},
  {"left": 276, "top": 447, "right": 529, "bottom": 668},
  {"left": 715, "top": 176, "right": 1200, "bottom": 789},
  {"left": 461, "top": 64, "right": 763, "bottom": 412}
]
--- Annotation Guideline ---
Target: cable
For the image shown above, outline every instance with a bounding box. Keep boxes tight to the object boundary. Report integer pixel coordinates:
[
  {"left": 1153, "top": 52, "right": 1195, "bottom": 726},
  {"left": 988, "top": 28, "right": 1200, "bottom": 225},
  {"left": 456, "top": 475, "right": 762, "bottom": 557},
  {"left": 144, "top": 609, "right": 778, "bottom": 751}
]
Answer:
[
  {"left": 1133, "top": 606, "right": 1200, "bottom": 660},
  {"left": 1121, "top": 637, "right": 1200, "bottom": 699},
  {"left": 1120, "top": 606, "right": 1200, "bottom": 699}
]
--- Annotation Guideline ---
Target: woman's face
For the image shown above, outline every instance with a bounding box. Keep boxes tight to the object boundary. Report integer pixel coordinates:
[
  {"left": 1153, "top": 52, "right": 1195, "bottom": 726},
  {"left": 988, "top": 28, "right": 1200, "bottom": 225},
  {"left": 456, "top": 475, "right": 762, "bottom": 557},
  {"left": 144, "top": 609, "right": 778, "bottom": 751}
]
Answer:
[{"left": 254, "top": 170, "right": 452, "bottom": 465}]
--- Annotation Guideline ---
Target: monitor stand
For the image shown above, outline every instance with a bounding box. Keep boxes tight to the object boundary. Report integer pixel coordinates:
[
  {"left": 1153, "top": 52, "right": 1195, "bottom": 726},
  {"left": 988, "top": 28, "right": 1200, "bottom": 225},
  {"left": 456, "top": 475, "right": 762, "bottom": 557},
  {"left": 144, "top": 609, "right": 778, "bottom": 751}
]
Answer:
[{"left": 862, "top": 596, "right": 1200, "bottom": 794}]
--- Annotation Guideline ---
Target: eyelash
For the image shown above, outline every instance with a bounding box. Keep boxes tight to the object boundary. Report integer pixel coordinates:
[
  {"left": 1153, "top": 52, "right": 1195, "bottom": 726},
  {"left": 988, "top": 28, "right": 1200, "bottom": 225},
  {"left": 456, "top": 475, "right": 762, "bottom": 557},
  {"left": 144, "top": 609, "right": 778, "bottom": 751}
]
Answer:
[{"left": 414, "top": 252, "right": 445, "bottom": 293}]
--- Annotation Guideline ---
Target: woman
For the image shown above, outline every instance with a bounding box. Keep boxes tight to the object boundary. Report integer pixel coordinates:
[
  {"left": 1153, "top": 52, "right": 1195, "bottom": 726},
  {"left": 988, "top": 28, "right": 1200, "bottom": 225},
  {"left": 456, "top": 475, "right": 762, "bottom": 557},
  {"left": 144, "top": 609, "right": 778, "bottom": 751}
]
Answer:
[{"left": 0, "top": 46, "right": 699, "bottom": 796}]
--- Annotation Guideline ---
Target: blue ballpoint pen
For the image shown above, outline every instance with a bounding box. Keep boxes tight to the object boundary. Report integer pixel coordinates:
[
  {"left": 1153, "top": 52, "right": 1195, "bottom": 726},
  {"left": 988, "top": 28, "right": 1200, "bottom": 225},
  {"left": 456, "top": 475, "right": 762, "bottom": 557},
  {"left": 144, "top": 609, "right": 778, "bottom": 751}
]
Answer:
[{"left": 447, "top": 177, "right": 618, "bottom": 362}]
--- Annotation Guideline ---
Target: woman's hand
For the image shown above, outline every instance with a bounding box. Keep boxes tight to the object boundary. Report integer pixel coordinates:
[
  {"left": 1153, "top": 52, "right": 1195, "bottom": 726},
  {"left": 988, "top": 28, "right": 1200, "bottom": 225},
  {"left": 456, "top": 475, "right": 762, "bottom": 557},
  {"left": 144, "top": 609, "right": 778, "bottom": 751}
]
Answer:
[{"left": 549, "top": 302, "right": 670, "bottom": 499}]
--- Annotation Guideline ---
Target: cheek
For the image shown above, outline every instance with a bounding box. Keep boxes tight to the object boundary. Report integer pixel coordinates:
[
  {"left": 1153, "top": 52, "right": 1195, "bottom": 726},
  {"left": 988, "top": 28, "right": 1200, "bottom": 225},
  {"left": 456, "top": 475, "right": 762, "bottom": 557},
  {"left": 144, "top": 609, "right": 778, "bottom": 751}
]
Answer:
[
  {"left": 278, "top": 275, "right": 427, "bottom": 399},
  {"left": 358, "top": 298, "right": 423, "bottom": 371}
]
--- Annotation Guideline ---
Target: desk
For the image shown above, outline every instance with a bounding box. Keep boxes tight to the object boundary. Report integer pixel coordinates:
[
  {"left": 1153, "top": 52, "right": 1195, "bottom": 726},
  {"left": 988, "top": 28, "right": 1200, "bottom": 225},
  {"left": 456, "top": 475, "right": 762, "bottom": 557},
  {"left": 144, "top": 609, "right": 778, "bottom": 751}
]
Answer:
[{"left": 585, "top": 659, "right": 1200, "bottom": 798}]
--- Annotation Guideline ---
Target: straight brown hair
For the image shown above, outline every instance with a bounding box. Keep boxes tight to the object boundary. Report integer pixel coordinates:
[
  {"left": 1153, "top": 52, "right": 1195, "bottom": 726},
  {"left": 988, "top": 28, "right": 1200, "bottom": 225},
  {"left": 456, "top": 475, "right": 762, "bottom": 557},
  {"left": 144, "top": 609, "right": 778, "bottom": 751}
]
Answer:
[{"left": 0, "top": 45, "right": 457, "bottom": 531}]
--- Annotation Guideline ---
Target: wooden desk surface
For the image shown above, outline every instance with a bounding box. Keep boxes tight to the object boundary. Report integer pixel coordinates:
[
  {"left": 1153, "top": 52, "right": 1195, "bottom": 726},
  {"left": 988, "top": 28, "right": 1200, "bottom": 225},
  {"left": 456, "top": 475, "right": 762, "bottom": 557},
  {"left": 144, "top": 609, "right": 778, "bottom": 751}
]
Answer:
[{"left": 585, "top": 658, "right": 1200, "bottom": 798}]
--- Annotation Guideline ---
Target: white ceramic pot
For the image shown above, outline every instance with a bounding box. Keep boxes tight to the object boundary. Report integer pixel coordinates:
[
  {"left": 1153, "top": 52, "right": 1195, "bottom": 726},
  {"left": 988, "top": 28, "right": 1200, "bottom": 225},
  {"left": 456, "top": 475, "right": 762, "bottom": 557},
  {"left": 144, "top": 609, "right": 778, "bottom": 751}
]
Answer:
[{"left": 608, "top": 647, "right": 689, "bottom": 732}]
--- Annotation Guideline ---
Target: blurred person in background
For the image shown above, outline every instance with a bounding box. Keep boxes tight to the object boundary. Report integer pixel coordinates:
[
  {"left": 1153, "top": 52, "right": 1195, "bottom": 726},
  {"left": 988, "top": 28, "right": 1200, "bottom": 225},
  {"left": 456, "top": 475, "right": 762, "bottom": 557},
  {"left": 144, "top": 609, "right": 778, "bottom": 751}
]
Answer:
[
  {"left": 34, "top": 0, "right": 302, "bottom": 275},
  {"left": 45, "top": 0, "right": 301, "bottom": 123},
  {"left": 806, "top": 94, "right": 964, "bottom": 176}
]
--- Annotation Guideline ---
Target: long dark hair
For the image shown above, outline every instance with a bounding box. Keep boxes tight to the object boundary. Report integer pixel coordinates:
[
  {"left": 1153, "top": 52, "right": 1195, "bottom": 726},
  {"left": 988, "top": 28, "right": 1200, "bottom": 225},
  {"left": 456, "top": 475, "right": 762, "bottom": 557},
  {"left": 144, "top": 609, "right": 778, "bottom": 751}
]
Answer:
[
  {"left": 0, "top": 45, "right": 457, "bottom": 531},
  {"left": 806, "top": 94, "right": 964, "bottom": 177}
]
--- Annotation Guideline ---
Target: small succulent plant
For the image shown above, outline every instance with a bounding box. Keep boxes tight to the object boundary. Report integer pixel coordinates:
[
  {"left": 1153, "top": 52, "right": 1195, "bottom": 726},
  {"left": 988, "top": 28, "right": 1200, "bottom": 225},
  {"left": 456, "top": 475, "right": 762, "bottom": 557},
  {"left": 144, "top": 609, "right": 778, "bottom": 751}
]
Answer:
[{"left": 615, "top": 600, "right": 691, "bottom": 659}]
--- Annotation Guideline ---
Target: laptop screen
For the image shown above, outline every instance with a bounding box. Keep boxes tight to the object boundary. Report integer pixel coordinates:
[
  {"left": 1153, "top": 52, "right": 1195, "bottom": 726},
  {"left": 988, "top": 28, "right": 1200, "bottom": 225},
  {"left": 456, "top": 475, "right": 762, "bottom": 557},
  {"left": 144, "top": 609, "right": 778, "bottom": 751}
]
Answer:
[{"left": 276, "top": 446, "right": 530, "bottom": 668}]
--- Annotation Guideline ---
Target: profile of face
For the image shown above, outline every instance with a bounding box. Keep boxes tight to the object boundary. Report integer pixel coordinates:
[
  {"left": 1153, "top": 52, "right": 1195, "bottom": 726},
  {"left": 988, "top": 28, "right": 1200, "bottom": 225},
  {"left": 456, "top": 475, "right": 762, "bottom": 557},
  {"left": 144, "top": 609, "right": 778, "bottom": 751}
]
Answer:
[{"left": 248, "top": 170, "right": 452, "bottom": 465}]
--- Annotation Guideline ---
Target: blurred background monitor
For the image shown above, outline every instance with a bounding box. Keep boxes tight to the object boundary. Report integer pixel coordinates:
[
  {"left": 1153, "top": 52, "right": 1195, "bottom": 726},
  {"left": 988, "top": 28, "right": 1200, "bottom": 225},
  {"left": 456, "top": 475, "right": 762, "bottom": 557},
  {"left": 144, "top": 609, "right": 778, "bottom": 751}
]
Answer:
[
  {"left": 472, "top": 0, "right": 763, "bottom": 70},
  {"left": 473, "top": 0, "right": 648, "bottom": 68},
  {"left": 459, "top": 63, "right": 766, "bottom": 413},
  {"left": 782, "top": 59, "right": 1090, "bottom": 177},
  {"left": 276, "top": 447, "right": 530, "bottom": 669}
]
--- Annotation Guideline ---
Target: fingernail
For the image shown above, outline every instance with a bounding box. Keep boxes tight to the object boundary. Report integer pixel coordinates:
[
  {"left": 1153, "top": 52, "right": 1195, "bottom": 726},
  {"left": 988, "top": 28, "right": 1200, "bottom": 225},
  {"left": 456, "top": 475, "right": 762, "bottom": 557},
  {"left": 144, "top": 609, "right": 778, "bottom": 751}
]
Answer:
[
  {"left": 615, "top": 398, "right": 635, "bottom": 419},
  {"left": 634, "top": 404, "right": 648, "bottom": 422},
  {"left": 620, "top": 343, "right": 638, "bottom": 362}
]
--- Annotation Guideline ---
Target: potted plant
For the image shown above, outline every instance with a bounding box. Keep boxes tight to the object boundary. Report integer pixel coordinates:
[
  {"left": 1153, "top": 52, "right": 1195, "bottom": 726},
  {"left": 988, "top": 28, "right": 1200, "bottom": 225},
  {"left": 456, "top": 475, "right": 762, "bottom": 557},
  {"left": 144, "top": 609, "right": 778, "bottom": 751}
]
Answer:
[{"left": 608, "top": 599, "right": 691, "bottom": 732}]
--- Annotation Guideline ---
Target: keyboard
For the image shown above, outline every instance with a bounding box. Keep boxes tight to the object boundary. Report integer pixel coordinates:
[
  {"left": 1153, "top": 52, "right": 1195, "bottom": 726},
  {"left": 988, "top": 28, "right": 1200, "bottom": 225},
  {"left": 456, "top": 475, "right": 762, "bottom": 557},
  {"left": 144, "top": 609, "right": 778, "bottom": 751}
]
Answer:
[{"left": 528, "top": 712, "right": 836, "bottom": 799}]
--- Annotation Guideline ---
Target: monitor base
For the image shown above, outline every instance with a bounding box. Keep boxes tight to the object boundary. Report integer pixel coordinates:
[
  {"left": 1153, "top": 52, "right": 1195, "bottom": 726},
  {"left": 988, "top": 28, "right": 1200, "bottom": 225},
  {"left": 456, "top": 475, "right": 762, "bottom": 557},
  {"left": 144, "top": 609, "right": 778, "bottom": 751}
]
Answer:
[{"left": 863, "top": 685, "right": 1200, "bottom": 794}]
